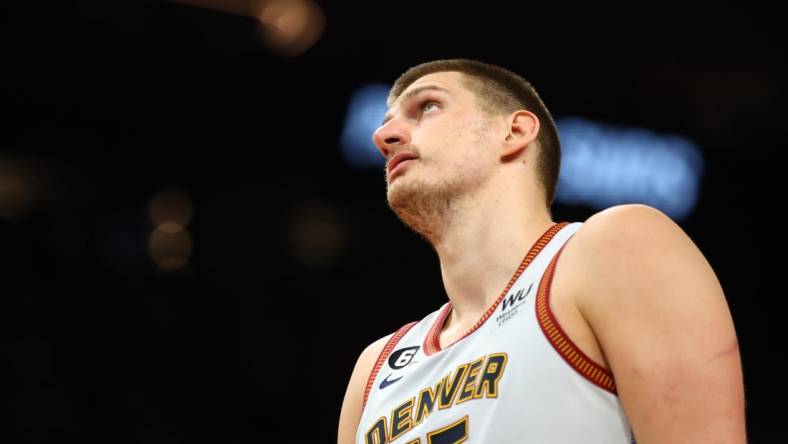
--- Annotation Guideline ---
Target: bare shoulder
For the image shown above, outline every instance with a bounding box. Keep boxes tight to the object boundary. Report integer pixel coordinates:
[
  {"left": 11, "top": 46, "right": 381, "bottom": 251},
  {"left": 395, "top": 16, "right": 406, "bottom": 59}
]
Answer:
[
  {"left": 563, "top": 203, "right": 726, "bottom": 336},
  {"left": 571, "top": 203, "right": 693, "bottom": 259},
  {"left": 337, "top": 332, "right": 394, "bottom": 444},
  {"left": 561, "top": 204, "right": 746, "bottom": 442},
  {"left": 558, "top": 204, "right": 696, "bottom": 309}
]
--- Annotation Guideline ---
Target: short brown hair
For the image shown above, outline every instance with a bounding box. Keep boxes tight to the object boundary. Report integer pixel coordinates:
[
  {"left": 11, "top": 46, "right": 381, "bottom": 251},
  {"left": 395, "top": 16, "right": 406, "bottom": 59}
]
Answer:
[{"left": 389, "top": 59, "right": 561, "bottom": 208}]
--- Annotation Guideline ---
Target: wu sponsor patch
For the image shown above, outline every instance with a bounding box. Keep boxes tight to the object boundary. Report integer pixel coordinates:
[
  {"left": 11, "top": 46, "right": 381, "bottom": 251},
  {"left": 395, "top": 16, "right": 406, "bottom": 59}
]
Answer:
[{"left": 496, "top": 282, "right": 533, "bottom": 326}]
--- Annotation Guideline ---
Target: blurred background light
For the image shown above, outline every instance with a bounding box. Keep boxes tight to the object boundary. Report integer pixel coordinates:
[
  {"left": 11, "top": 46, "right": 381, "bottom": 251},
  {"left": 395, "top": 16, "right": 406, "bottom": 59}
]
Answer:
[
  {"left": 149, "top": 226, "right": 193, "bottom": 271},
  {"left": 149, "top": 186, "right": 194, "bottom": 232},
  {"left": 340, "top": 83, "right": 389, "bottom": 170},
  {"left": 148, "top": 186, "right": 194, "bottom": 271},
  {"left": 255, "top": 0, "right": 324, "bottom": 57},
  {"left": 555, "top": 117, "right": 704, "bottom": 220},
  {"left": 169, "top": 0, "right": 324, "bottom": 57},
  {"left": 0, "top": 171, "right": 34, "bottom": 223},
  {"left": 288, "top": 200, "right": 346, "bottom": 269}
]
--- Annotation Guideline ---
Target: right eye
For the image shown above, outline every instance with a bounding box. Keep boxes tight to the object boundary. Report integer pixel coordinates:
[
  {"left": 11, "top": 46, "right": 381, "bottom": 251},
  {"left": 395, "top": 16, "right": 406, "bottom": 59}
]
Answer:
[{"left": 420, "top": 100, "right": 439, "bottom": 112}]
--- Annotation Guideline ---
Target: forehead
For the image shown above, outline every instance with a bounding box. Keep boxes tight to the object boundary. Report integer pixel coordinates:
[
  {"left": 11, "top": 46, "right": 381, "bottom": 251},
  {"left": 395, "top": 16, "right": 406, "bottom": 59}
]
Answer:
[{"left": 390, "top": 71, "right": 468, "bottom": 105}]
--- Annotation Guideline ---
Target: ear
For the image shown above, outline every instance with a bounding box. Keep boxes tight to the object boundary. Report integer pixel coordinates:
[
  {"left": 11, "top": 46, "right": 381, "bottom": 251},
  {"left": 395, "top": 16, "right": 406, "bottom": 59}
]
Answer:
[{"left": 501, "top": 110, "right": 540, "bottom": 160}]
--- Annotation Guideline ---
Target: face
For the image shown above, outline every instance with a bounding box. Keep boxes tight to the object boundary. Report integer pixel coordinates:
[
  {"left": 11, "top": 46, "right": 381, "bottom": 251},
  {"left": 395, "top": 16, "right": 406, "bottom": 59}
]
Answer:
[{"left": 372, "top": 72, "right": 500, "bottom": 235}]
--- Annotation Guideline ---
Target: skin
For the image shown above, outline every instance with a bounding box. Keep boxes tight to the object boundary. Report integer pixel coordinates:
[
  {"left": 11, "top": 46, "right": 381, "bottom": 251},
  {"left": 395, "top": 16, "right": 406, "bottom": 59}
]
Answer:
[{"left": 337, "top": 71, "right": 746, "bottom": 444}]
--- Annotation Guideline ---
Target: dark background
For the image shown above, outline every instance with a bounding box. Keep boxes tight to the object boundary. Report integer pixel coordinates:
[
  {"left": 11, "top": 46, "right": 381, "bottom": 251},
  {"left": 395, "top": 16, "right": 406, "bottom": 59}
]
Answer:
[{"left": 1, "top": 1, "right": 784, "bottom": 442}]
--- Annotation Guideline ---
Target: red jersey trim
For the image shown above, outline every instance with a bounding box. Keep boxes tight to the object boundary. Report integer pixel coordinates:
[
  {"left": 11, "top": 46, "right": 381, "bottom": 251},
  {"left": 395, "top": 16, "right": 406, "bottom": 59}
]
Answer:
[
  {"left": 424, "top": 222, "right": 570, "bottom": 357},
  {"left": 535, "top": 244, "right": 618, "bottom": 395},
  {"left": 362, "top": 321, "right": 418, "bottom": 410}
]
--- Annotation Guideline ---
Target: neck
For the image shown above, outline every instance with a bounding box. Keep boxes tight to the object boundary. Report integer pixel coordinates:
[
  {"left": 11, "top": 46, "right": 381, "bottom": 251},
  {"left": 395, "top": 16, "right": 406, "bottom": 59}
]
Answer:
[{"left": 431, "top": 182, "right": 555, "bottom": 331}]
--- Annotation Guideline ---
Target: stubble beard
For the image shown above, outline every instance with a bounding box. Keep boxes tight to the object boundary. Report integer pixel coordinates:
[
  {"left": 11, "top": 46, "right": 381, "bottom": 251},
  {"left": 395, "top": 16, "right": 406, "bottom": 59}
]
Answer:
[{"left": 386, "top": 167, "right": 466, "bottom": 245}]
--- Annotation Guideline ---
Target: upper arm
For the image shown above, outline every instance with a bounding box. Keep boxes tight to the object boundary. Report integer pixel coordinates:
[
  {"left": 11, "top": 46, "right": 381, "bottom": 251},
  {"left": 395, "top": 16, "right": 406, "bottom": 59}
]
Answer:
[
  {"left": 337, "top": 334, "right": 393, "bottom": 444},
  {"left": 572, "top": 204, "right": 746, "bottom": 443}
]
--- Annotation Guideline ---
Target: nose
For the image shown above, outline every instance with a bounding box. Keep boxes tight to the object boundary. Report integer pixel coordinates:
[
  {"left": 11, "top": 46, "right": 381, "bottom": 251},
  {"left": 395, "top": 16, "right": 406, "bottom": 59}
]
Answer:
[{"left": 372, "top": 119, "right": 411, "bottom": 159}]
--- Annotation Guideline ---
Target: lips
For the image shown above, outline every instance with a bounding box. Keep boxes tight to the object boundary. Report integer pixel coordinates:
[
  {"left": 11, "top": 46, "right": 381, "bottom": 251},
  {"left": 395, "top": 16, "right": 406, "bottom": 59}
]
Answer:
[{"left": 387, "top": 152, "right": 419, "bottom": 180}]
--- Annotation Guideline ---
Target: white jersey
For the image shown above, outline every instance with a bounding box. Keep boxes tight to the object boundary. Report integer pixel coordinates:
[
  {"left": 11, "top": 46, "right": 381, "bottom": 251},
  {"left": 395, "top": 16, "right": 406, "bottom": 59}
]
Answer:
[{"left": 356, "top": 222, "right": 635, "bottom": 444}]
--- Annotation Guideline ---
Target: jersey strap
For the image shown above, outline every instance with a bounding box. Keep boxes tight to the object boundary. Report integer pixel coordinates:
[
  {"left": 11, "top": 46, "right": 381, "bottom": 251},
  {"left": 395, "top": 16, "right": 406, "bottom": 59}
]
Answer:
[
  {"left": 536, "top": 243, "right": 618, "bottom": 394},
  {"left": 362, "top": 321, "right": 418, "bottom": 409}
]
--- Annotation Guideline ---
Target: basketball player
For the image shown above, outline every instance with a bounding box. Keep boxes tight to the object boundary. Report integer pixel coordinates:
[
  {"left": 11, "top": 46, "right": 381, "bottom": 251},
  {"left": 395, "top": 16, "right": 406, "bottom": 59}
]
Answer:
[{"left": 337, "top": 59, "right": 746, "bottom": 443}]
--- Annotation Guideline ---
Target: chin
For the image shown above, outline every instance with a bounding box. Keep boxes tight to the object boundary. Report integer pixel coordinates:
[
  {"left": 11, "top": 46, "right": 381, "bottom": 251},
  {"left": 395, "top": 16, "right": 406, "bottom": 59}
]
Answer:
[
  {"left": 387, "top": 177, "right": 453, "bottom": 230},
  {"left": 386, "top": 176, "right": 421, "bottom": 207}
]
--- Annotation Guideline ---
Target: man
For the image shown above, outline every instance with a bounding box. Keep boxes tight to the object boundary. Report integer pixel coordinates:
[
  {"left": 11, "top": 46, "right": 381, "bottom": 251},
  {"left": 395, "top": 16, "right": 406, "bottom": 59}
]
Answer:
[{"left": 337, "top": 59, "right": 745, "bottom": 443}]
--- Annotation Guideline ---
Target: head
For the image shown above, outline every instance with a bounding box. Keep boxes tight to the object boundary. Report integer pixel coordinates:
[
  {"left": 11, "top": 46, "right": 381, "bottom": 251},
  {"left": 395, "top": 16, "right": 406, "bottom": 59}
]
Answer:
[{"left": 373, "top": 59, "right": 560, "bottom": 240}]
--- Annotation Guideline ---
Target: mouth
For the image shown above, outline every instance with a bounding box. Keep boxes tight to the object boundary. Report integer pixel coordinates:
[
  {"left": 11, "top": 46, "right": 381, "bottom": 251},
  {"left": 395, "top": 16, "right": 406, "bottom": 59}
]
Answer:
[{"left": 387, "top": 152, "right": 419, "bottom": 181}]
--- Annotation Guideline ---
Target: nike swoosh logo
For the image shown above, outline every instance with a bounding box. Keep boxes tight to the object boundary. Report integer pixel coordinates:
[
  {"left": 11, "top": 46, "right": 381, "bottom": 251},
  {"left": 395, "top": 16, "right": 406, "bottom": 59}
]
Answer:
[{"left": 379, "top": 373, "right": 403, "bottom": 389}]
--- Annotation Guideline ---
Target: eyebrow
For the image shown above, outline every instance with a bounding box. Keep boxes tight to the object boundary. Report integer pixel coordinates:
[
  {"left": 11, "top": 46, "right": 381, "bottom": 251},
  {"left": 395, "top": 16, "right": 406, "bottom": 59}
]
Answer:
[{"left": 381, "top": 85, "right": 451, "bottom": 126}]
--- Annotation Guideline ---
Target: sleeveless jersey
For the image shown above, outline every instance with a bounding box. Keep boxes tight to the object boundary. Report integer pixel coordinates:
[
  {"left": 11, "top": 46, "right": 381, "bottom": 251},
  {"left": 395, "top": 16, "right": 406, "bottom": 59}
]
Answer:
[{"left": 356, "top": 222, "right": 635, "bottom": 444}]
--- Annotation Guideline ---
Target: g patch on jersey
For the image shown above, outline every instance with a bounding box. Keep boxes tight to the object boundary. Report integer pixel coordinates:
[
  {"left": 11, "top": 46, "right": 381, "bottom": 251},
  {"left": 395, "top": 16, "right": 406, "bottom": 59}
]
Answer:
[{"left": 388, "top": 346, "right": 419, "bottom": 369}]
